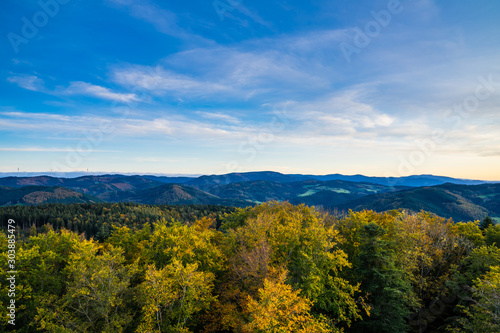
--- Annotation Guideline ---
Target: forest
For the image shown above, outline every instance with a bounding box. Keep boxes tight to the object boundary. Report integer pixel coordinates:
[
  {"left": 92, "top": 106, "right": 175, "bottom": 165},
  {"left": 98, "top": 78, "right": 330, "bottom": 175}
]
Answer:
[{"left": 1, "top": 202, "right": 500, "bottom": 332}]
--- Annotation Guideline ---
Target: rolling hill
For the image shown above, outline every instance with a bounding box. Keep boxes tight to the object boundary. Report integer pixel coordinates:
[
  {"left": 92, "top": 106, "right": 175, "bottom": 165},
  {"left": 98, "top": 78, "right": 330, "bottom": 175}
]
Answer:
[
  {"left": 0, "top": 173, "right": 498, "bottom": 223},
  {"left": 339, "top": 183, "right": 500, "bottom": 222},
  {"left": 203, "top": 180, "right": 299, "bottom": 203},
  {"left": 183, "top": 171, "right": 490, "bottom": 188},
  {"left": 0, "top": 175, "right": 165, "bottom": 201},
  {"left": 192, "top": 179, "right": 407, "bottom": 206},
  {"left": 289, "top": 180, "right": 407, "bottom": 208},
  {"left": 0, "top": 186, "right": 102, "bottom": 206},
  {"left": 184, "top": 171, "right": 299, "bottom": 189},
  {"left": 128, "top": 184, "right": 249, "bottom": 206},
  {"left": 290, "top": 174, "right": 489, "bottom": 187}
]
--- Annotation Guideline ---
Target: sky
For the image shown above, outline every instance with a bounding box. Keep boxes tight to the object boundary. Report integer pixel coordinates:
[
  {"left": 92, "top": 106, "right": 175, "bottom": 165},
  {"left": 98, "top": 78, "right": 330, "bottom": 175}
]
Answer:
[{"left": 1, "top": 0, "right": 499, "bottom": 180}]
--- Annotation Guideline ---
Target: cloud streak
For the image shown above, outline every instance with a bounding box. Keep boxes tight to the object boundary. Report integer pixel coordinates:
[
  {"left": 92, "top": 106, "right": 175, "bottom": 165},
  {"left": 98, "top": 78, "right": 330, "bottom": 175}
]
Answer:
[
  {"left": 7, "top": 75, "right": 45, "bottom": 92},
  {"left": 0, "top": 147, "right": 120, "bottom": 152},
  {"left": 107, "top": 0, "right": 213, "bottom": 45},
  {"left": 63, "top": 82, "right": 139, "bottom": 102},
  {"left": 112, "top": 65, "right": 232, "bottom": 97},
  {"left": 7, "top": 75, "right": 139, "bottom": 102}
]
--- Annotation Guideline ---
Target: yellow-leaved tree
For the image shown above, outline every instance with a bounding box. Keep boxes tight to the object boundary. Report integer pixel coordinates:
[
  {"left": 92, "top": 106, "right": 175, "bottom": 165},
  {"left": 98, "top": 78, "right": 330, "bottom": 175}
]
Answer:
[
  {"left": 35, "top": 240, "right": 138, "bottom": 333},
  {"left": 244, "top": 269, "right": 333, "bottom": 333},
  {"left": 137, "top": 259, "right": 215, "bottom": 333},
  {"left": 137, "top": 217, "right": 222, "bottom": 332},
  {"left": 210, "top": 202, "right": 365, "bottom": 332}
]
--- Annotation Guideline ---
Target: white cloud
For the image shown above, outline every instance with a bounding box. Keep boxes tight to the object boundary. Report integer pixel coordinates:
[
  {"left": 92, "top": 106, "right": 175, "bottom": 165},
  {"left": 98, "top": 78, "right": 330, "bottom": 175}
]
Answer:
[
  {"left": 0, "top": 147, "right": 119, "bottom": 152},
  {"left": 3, "top": 103, "right": 500, "bottom": 161},
  {"left": 0, "top": 111, "right": 113, "bottom": 133},
  {"left": 283, "top": 88, "right": 396, "bottom": 135},
  {"left": 195, "top": 111, "right": 241, "bottom": 124},
  {"left": 107, "top": 0, "right": 212, "bottom": 45},
  {"left": 222, "top": 2, "right": 273, "bottom": 28},
  {"left": 0, "top": 111, "right": 72, "bottom": 121},
  {"left": 121, "top": 2, "right": 179, "bottom": 35},
  {"left": 64, "top": 81, "right": 139, "bottom": 102},
  {"left": 101, "top": 26, "right": 353, "bottom": 102},
  {"left": 6, "top": 74, "right": 139, "bottom": 103},
  {"left": 0, "top": 110, "right": 252, "bottom": 143},
  {"left": 120, "top": 117, "right": 251, "bottom": 141},
  {"left": 112, "top": 46, "right": 330, "bottom": 100},
  {"left": 7, "top": 75, "right": 45, "bottom": 92},
  {"left": 112, "top": 65, "right": 233, "bottom": 96}
]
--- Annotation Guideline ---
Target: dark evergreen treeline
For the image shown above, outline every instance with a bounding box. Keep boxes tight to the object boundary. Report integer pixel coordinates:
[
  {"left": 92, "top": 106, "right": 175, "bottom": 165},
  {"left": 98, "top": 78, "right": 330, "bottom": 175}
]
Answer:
[
  {"left": 0, "top": 203, "right": 236, "bottom": 240},
  {"left": 1, "top": 202, "right": 500, "bottom": 332}
]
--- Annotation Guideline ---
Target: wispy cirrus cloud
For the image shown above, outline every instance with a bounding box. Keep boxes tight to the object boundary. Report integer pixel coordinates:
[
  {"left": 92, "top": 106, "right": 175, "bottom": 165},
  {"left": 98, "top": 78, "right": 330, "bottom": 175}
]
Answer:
[
  {"left": 217, "top": 2, "right": 272, "bottom": 28},
  {"left": 0, "top": 111, "right": 72, "bottom": 121},
  {"left": 0, "top": 110, "right": 250, "bottom": 142},
  {"left": 7, "top": 75, "right": 139, "bottom": 102},
  {"left": 0, "top": 147, "right": 120, "bottom": 152},
  {"left": 195, "top": 111, "right": 241, "bottom": 124},
  {"left": 282, "top": 88, "right": 397, "bottom": 137},
  {"left": 7, "top": 75, "right": 45, "bottom": 92},
  {"left": 107, "top": 0, "right": 213, "bottom": 45},
  {"left": 63, "top": 81, "right": 139, "bottom": 102},
  {"left": 111, "top": 45, "right": 331, "bottom": 101},
  {"left": 112, "top": 65, "right": 232, "bottom": 97}
]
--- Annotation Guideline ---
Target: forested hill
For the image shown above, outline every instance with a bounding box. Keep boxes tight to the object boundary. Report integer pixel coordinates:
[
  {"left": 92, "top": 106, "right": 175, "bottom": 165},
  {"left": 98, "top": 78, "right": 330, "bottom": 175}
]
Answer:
[
  {"left": 0, "top": 173, "right": 498, "bottom": 223},
  {"left": 339, "top": 183, "right": 500, "bottom": 223},
  {"left": 0, "top": 186, "right": 102, "bottom": 206}
]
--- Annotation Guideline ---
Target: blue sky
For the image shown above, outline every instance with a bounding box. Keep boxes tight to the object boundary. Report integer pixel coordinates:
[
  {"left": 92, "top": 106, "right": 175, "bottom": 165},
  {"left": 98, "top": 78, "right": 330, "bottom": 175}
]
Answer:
[{"left": 1, "top": 0, "right": 500, "bottom": 179}]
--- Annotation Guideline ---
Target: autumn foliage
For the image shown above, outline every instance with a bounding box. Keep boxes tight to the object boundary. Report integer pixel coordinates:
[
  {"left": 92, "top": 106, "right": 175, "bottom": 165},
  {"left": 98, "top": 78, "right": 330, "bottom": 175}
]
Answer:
[{"left": 1, "top": 202, "right": 499, "bottom": 332}]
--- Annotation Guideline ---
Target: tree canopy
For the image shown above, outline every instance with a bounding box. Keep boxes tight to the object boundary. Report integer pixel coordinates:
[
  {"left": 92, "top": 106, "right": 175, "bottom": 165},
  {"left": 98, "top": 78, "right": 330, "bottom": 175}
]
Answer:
[{"left": 1, "top": 202, "right": 499, "bottom": 332}]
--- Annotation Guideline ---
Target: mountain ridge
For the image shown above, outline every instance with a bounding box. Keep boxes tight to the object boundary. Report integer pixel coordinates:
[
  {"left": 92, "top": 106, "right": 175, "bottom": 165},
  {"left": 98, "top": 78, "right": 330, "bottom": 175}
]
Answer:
[
  {"left": 338, "top": 183, "right": 500, "bottom": 222},
  {"left": 0, "top": 171, "right": 494, "bottom": 189},
  {"left": 0, "top": 186, "right": 102, "bottom": 206},
  {"left": 0, "top": 173, "right": 498, "bottom": 223}
]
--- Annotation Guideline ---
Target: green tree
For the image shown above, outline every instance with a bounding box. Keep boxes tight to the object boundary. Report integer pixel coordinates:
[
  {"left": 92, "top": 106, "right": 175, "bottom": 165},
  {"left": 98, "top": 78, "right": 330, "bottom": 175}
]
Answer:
[
  {"left": 137, "top": 260, "right": 215, "bottom": 333},
  {"left": 481, "top": 216, "right": 495, "bottom": 231},
  {"left": 36, "top": 241, "right": 138, "bottom": 332},
  {"left": 145, "top": 219, "right": 224, "bottom": 273},
  {"left": 452, "top": 221, "right": 485, "bottom": 247},
  {"left": 485, "top": 224, "right": 500, "bottom": 247},
  {"left": 0, "top": 229, "right": 82, "bottom": 332},
  {"left": 451, "top": 266, "right": 500, "bottom": 333},
  {"left": 352, "top": 223, "right": 416, "bottom": 333}
]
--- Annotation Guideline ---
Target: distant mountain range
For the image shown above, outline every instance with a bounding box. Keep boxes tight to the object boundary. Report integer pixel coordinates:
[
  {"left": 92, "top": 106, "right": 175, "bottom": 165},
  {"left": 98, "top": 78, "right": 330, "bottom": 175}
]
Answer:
[{"left": 0, "top": 172, "right": 498, "bottom": 223}]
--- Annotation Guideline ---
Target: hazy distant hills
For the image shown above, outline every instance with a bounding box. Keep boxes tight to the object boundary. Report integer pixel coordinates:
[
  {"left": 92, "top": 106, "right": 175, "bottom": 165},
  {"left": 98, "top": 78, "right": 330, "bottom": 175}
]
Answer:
[
  {"left": 182, "top": 171, "right": 489, "bottom": 188},
  {"left": 294, "top": 174, "right": 489, "bottom": 187},
  {"left": 0, "top": 175, "right": 163, "bottom": 202},
  {"left": 0, "top": 171, "right": 489, "bottom": 188},
  {"left": 0, "top": 172, "right": 498, "bottom": 222}
]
